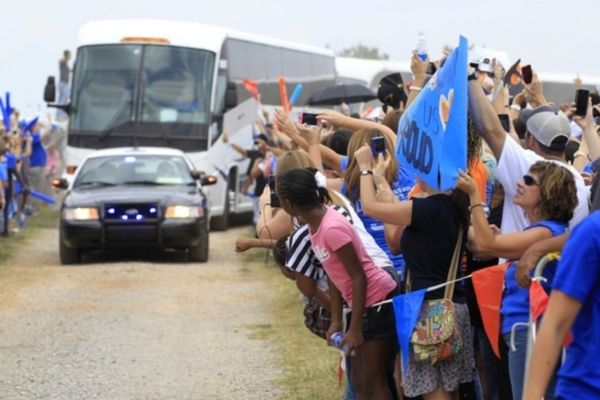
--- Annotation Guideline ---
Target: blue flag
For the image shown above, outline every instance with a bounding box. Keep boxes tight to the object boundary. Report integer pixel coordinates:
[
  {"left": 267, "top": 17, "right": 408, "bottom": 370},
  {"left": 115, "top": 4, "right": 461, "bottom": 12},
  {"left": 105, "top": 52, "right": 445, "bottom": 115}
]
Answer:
[
  {"left": 392, "top": 289, "right": 426, "bottom": 373},
  {"left": 396, "top": 36, "right": 468, "bottom": 190}
]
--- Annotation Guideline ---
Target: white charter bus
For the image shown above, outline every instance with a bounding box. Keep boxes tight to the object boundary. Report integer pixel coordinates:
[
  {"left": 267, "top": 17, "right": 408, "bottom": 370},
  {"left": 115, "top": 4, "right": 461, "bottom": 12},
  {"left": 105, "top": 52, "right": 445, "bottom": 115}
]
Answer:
[{"left": 45, "top": 19, "right": 336, "bottom": 230}]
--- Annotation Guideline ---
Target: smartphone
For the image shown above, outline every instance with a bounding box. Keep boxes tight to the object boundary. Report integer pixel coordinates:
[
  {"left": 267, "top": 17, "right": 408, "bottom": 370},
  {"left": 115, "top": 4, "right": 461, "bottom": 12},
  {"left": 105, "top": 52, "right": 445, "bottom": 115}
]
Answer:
[
  {"left": 575, "top": 89, "right": 590, "bottom": 117},
  {"left": 371, "top": 136, "right": 386, "bottom": 157},
  {"left": 268, "top": 175, "right": 280, "bottom": 208},
  {"left": 521, "top": 65, "right": 533, "bottom": 85},
  {"left": 498, "top": 114, "right": 510, "bottom": 132},
  {"left": 300, "top": 112, "right": 319, "bottom": 126}
]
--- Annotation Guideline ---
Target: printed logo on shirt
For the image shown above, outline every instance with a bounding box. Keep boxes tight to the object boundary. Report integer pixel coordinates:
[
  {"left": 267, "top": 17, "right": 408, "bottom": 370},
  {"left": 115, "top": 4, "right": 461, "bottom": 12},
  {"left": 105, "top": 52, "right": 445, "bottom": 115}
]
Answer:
[{"left": 312, "top": 245, "right": 330, "bottom": 263}]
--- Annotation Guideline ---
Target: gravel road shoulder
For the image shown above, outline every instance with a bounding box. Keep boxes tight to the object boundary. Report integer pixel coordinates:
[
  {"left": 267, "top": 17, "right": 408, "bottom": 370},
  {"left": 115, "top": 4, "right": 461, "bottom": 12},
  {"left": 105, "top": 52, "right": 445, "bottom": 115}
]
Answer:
[{"left": 0, "top": 226, "right": 282, "bottom": 399}]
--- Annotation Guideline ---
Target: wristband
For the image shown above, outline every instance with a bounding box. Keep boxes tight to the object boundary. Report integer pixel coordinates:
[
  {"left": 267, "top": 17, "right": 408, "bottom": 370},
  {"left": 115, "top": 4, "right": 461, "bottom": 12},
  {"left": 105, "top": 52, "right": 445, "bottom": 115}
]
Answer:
[
  {"left": 469, "top": 203, "right": 486, "bottom": 212},
  {"left": 360, "top": 170, "right": 373, "bottom": 176},
  {"left": 510, "top": 104, "right": 521, "bottom": 111},
  {"left": 410, "top": 86, "right": 422, "bottom": 92}
]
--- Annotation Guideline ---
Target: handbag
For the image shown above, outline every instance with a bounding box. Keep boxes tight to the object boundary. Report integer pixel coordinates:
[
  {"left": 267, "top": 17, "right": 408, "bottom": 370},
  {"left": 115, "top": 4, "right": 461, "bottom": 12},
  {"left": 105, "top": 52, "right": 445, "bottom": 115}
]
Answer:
[
  {"left": 303, "top": 297, "right": 331, "bottom": 339},
  {"left": 409, "top": 229, "right": 464, "bottom": 365}
]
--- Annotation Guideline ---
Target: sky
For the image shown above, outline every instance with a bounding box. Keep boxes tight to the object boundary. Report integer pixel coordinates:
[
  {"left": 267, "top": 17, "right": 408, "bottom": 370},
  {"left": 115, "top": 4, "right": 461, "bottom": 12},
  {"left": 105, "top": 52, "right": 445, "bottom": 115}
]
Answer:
[{"left": 3, "top": 0, "right": 599, "bottom": 117}]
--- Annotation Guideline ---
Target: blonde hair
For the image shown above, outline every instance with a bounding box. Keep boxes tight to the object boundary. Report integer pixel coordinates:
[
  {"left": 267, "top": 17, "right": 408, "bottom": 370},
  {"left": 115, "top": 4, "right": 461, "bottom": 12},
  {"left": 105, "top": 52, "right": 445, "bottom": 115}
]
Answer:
[
  {"left": 275, "top": 151, "right": 315, "bottom": 175},
  {"left": 344, "top": 128, "right": 397, "bottom": 202}
]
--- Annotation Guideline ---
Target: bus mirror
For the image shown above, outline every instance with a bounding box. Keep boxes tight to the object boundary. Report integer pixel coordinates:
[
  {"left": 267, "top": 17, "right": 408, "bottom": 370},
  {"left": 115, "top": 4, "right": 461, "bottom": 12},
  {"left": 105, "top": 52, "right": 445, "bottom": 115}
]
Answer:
[
  {"left": 44, "top": 76, "right": 56, "bottom": 103},
  {"left": 225, "top": 83, "right": 238, "bottom": 109},
  {"left": 201, "top": 175, "right": 217, "bottom": 186},
  {"left": 52, "top": 178, "right": 69, "bottom": 190}
]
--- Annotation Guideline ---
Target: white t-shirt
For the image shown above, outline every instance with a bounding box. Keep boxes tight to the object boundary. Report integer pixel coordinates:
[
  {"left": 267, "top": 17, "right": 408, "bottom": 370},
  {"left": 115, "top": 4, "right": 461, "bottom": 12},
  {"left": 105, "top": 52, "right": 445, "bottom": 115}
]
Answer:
[{"left": 495, "top": 136, "right": 589, "bottom": 234}]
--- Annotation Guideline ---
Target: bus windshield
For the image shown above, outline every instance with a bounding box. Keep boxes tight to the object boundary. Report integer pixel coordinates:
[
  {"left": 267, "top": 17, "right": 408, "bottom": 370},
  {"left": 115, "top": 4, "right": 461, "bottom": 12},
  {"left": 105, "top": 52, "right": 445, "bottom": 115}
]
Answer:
[{"left": 69, "top": 44, "right": 215, "bottom": 151}]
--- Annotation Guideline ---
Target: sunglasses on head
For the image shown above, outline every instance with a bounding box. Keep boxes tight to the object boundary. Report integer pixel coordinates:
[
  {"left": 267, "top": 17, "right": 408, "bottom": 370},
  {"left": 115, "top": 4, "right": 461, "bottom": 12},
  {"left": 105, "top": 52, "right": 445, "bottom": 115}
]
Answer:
[{"left": 523, "top": 174, "right": 540, "bottom": 186}]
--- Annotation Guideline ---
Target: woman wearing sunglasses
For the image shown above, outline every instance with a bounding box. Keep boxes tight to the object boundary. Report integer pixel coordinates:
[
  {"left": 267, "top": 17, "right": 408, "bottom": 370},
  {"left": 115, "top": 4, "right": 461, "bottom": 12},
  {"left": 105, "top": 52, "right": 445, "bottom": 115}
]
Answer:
[{"left": 457, "top": 160, "right": 578, "bottom": 400}]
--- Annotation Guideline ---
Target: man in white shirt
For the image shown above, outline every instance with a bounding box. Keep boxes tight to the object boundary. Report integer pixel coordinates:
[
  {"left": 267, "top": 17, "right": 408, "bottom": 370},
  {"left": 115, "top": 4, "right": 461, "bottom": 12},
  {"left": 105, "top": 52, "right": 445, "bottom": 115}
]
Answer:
[{"left": 468, "top": 75, "right": 589, "bottom": 235}]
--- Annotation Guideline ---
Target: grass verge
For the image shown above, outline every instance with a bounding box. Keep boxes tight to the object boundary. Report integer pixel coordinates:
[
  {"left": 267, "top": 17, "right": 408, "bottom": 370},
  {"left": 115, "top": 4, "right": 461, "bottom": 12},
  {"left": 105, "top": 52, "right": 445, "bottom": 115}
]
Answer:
[
  {"left": 242, "top": 239, "right": 344, "bottom": 400},
  {"left": 0, "top": 206, "right": 59, "bottom": 267}
]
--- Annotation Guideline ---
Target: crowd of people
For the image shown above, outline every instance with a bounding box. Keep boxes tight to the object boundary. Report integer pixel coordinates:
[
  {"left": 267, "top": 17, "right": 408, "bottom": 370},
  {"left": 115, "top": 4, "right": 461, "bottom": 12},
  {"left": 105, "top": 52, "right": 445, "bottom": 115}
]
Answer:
[
  {"left": 234, "top": 50, "right": 600, "bottom": 400},
  {"left": 0, "top": 112, "right": 65, "bottom": 237}
]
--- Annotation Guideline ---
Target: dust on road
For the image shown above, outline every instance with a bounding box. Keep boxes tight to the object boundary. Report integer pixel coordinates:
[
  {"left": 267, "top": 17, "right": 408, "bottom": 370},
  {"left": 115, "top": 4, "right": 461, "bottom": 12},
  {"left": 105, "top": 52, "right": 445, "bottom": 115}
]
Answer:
[{"left": 0, "top": 226, "right": 282, "bottom": 400}]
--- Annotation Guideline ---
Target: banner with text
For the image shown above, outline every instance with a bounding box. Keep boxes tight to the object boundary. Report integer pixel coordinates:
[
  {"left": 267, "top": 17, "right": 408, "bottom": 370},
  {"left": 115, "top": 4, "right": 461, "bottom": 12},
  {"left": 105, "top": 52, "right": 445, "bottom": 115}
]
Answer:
[{"left": 396, "top": 36, "right": 468, "bottom": 190}]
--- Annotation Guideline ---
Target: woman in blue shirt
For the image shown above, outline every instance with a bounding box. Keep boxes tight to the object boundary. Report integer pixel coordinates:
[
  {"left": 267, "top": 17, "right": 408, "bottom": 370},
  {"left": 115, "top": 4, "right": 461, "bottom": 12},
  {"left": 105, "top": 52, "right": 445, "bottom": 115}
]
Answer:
[
  {"left": 457, "top": 161, "right": 578, "bottom": 400},
  {"left": 524, "top": 211, "right": 600, "bottom": 400}
]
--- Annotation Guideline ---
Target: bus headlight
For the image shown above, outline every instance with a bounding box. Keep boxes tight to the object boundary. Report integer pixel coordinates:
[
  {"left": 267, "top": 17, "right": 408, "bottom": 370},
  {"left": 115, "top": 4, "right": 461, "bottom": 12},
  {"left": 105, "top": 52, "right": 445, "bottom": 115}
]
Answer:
[
  {"left": 165, "top": 205, "right": 202, "bottom": 219},
  {"left": 63, "top": 207, "right": 99, "bottom": 221}
]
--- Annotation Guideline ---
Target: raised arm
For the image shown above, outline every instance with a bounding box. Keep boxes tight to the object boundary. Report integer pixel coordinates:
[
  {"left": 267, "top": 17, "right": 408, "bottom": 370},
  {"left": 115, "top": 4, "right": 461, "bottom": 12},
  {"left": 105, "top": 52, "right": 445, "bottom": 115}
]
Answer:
[
  {"left": 573, "top": 99, "right": 600, "bottom": 163},
  {"left": 457, "top": 171, "right": 552, "bottom": 260},
  {"left": 355, "top": 145, "right": 413, "bottom": 226},
  {"left": 405, "top": 51, "right": 428, "bottom": 109},
  {"left": 317, "top": 110, "right": 396, "bottom": 146},
  {"left": 468, "top": 79, "right": 507, "bottom": 160}
]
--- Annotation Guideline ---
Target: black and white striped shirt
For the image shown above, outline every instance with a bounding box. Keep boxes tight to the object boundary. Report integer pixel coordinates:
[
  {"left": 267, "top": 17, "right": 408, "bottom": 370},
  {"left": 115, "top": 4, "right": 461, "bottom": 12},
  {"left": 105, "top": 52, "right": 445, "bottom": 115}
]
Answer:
[{"left": 285, "top": 205, "right": 353, "bottom": 281}]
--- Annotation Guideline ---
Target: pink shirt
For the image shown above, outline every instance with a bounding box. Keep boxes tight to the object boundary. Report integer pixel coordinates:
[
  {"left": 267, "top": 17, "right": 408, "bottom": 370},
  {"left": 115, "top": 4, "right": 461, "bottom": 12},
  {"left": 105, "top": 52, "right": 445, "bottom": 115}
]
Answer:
[{"left": 309, "top": 207, "right": 397, "bottom": 307}]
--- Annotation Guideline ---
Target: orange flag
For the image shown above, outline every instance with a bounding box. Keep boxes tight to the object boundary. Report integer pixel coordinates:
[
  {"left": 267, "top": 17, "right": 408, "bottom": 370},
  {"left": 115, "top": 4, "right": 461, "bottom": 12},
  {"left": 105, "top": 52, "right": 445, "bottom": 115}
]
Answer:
[
  {"left": 278, "top": 76, "right": 290, "bottom": 112},
  {"left": 529, "top": 280, "right": 573, "bottom": 347},
  {"left": 242, "top": 79, "right": 260, "bottom": 101},
  {"left": 472, "top": 263, "right": 509, "bottom": 358}
]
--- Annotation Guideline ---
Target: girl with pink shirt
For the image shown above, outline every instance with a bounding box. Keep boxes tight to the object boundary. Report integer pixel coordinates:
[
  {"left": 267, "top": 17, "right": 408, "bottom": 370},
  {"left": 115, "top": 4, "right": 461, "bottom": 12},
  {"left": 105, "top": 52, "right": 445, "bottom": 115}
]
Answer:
[{"left": 276, "top": 167, "right": 399, "bottom": 399}]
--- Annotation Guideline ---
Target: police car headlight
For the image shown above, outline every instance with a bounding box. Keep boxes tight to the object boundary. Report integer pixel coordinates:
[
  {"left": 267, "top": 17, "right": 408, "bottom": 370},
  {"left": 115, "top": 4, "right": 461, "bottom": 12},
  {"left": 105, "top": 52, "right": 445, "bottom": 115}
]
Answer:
[
  {"left": 63, "top": 207, "right": 99, "bottom": 221},
  {"left": 165, "top": 205, "right": 202, "bottom": 219}
]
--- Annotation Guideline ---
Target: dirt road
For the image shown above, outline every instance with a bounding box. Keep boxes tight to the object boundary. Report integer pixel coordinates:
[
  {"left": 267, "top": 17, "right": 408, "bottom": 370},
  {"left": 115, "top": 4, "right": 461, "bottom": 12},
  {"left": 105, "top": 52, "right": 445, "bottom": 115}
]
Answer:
[{"left": 0, "top": 226, "right": 281, "bottom": 399}]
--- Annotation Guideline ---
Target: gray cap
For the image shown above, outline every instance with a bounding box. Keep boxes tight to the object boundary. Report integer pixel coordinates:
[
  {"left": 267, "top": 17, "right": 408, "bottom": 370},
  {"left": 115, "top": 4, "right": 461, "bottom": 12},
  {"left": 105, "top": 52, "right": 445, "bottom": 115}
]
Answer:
[{"left": 526, "top": 110, "right": 570, "bottom": 150}]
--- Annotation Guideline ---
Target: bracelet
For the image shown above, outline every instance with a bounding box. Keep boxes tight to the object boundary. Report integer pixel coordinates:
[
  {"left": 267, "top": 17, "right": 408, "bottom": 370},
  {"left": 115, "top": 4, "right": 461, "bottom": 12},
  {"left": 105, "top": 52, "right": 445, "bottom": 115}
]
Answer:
[
  {"left": 360, "top": 170, "right": 373, "bottom": 176},
  {"left": 574, "top": 151, "right": 589, "bottom": 160},
  {"left": 469, "top": 203, "right": 486, "bottom": 212},
  {"left": 410, "top": 86, "right": 422, "bottom": 92},
  {"left": 510, "top": 104, "right": 521, "bottom": 111}
]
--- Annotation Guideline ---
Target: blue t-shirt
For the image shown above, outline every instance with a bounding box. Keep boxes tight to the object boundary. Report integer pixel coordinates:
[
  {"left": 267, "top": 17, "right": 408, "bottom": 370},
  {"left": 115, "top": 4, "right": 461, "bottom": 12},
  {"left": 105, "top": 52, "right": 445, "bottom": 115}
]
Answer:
[
  {"left": 340, "top": 156, "right": 415, "bottom": 278},
  {"left": 5, "top": 152, "right": 17, "bottom": 170},
  {"left": 553, "top": 212, "right": 600, "bottom": 399},
  {"left": 0, "top": 160, "right": 7, "bottom": 182},
  {"left": 29, "top": 132, "right": 47, "bottom": 168},
  {"left": 500, "top": 220, "right": 567, "bottom": 334}
]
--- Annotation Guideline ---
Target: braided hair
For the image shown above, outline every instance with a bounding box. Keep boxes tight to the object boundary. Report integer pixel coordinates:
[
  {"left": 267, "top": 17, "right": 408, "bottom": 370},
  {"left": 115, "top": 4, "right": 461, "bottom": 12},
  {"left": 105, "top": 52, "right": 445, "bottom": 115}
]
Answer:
[{"left": 276, "top": 168, "right": 331, "bottom": 211}]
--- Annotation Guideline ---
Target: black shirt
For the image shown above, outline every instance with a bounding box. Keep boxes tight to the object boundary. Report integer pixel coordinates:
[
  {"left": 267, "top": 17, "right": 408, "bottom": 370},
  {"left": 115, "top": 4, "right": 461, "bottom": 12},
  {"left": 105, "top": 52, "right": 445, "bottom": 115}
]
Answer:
[{"left": 401, "top": 194, "right": 465, "bottom": 302}]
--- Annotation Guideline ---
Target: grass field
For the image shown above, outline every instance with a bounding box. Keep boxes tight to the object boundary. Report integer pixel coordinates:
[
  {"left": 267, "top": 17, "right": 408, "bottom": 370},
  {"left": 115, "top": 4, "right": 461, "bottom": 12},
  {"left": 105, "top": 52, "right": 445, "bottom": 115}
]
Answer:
[
  {"left": 242, "top": 244, "right": 344, "bottom": 400},
  {"left": 0, "top": 206, "right": 59, "bottom": 267}
]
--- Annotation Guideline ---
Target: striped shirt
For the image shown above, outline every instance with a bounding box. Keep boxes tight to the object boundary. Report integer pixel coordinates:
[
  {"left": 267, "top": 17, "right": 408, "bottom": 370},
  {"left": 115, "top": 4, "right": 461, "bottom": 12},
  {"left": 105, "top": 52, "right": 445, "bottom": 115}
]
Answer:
[{"left": 286, "top": 205, "right": 353, "bottom": 281}]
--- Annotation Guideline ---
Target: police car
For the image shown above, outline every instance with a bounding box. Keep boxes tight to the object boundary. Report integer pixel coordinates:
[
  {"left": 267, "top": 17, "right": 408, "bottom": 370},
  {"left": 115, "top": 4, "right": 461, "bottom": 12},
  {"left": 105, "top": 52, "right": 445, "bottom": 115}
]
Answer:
[{"left": 53, "top": 147, "right": 216, "bottom": 264}]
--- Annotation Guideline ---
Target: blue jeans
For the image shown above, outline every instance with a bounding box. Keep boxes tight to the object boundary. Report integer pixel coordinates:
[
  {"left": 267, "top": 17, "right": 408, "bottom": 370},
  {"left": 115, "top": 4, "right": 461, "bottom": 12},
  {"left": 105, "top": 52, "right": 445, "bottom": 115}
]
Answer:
[
  {"left": 343, "top": 356, "right": 356, "bottom": 400},
  {"left": 503, "top": 329, "right": 556, "bottom": 400}
]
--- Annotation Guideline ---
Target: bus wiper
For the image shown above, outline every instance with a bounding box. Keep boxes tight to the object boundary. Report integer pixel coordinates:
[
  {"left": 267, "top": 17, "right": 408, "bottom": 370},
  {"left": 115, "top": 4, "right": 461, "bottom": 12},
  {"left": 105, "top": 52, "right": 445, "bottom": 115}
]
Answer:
[{"left": 99, "top": 100, "right": 133, "bottom": 141}]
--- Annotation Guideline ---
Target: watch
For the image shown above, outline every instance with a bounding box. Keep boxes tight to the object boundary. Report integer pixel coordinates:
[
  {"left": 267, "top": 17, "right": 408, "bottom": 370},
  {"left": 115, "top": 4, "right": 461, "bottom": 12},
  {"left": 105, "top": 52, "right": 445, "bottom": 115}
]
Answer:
[{"left": 360, "top": 170, "right": 373, "bottom": 176}]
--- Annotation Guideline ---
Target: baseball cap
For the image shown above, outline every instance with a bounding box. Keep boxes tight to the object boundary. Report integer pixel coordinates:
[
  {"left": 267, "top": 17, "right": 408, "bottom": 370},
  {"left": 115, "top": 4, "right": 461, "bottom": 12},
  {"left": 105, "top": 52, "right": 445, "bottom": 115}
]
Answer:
[
  {"left": 377, "top": 73, "right": 407, "bottom": 109},
  {"left": 469, "top": 57, "right": 493, "bottom": 74},
  {"left": 525, "top": 108, "right": 570, "bottom": 151}
]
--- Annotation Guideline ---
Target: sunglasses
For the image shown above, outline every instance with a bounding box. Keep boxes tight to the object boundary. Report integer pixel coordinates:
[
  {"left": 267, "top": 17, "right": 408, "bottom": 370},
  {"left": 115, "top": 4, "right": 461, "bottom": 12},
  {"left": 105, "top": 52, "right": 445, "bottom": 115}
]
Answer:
[{"left": 523, "top": 174, "right": 540, "bottom": 186}]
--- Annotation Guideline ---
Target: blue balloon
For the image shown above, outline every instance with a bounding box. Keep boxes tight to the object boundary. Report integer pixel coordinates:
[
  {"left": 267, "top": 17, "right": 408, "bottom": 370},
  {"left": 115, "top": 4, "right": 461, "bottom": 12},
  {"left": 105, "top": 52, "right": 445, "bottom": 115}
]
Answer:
[
  {"left": 24, "top": 117, "right": 39, "bottom": 133},
  {"left": 288, "top": 84, "right": 303, "bottom": 105},
  {"left": 5, "top": 92, "right": 12, "bottom": 115},
  {"left": 29, "top": 190, "right": 55, "bottom": 205}
]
